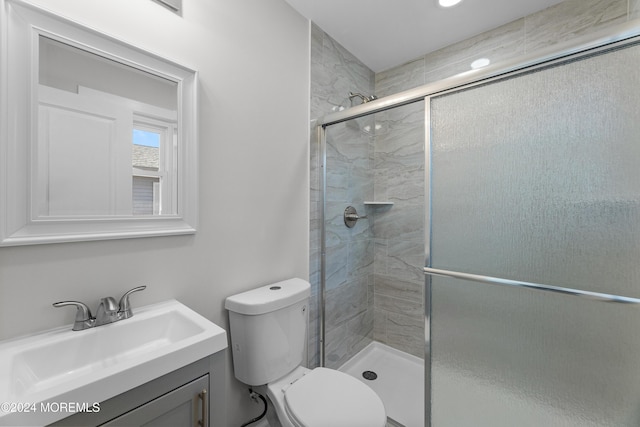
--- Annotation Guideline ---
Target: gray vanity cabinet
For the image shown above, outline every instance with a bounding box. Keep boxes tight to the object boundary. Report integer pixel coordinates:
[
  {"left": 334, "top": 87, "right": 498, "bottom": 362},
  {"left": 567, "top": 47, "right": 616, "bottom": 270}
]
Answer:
[
  {"left": 49, "top": 355, "right": 223, "bottom": 427},
  {"left": 102, "top": 375, "right": 208, "bottom": 427}
]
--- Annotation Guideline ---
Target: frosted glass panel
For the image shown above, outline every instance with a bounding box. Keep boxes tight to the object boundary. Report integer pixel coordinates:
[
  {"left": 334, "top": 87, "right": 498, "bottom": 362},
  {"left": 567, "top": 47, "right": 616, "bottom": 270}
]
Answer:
[
  {"left": 431, "top": 276, "right": 640, "bottom": 427},
  {"left": 431, "top": 42, "right": 640, "bottom": 298},
  {"left": 430, "top": 41, "right": 640, "bottom": 425}
]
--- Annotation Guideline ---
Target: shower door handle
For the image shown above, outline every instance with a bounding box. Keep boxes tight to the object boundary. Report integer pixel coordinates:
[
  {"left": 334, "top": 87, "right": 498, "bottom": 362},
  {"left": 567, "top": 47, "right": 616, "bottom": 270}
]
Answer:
[
  {"left": 344, "top": 206, "right": 367, "bottom": 228},
  {"left": 423, "top": 267, "right": 640, "bottom": 304}
]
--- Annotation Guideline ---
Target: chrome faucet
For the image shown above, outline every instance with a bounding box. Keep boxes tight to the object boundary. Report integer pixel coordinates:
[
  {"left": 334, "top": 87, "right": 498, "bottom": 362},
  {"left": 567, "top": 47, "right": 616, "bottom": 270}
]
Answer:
[
  {"left": 95, "top": 296, "right": 120, "bottom": 326},
  {"left": 53, "top": 286, "right": 146, "bottom": 331}
]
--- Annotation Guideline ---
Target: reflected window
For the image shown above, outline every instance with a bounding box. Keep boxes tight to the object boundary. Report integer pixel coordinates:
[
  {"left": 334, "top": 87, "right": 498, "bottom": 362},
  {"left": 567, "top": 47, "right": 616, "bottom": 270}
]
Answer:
[
  {"left": 131, "top": 119, "right": 177, "bottom": 216},
  {"left": 132, "top": 129, "right": 161, "bottom": 215}
]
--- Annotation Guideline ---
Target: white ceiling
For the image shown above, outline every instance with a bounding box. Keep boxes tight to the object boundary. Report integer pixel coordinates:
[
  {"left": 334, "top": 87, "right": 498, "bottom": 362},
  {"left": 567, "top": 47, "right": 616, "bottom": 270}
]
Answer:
[{"left": 283, "top": 0, "right": 566, "bottom": 72}]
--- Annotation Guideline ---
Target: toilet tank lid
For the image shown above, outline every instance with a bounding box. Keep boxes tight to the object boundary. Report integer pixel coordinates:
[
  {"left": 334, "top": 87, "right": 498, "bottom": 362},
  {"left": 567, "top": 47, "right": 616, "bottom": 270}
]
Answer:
[{"left": 225, "top": 278, "right": 311, "bottom": 315}]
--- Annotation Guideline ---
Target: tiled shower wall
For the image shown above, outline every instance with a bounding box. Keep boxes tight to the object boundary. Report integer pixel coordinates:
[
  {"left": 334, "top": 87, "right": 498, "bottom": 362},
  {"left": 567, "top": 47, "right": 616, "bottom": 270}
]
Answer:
[
  {"left": 310, "top": 0, "right": 640, "bottom": 367},
  {"left": 375, "top": 0, "right": 636, "bottom": 96},
  {"left": 309, "top": 23, "right": 375, "bottom": 368},
  {"left": 370, "top": 104, "right": 426, "bottom": 358}
]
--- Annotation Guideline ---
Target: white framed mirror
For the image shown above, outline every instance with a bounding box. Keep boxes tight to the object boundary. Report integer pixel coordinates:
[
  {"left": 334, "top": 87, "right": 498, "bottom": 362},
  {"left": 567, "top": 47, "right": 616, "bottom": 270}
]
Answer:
[{"left": 0, "top": 0, "right": 198, "bottom": 245}]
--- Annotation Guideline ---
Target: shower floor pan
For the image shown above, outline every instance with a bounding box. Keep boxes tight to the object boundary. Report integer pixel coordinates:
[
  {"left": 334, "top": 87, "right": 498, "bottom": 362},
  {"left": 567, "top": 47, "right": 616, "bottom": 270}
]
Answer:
[{"left": 339, "top": 342, "right": 425, "bottom": 427}]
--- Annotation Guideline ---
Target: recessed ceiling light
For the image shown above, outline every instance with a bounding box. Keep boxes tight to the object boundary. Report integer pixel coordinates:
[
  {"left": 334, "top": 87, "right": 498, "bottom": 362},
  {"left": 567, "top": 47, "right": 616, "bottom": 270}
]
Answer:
[
  {"left": 471, "top": 58, "right": 491, "bottom": 69},
  {"left": 439, "top": 0, "right": 463, "bottom": 7}
]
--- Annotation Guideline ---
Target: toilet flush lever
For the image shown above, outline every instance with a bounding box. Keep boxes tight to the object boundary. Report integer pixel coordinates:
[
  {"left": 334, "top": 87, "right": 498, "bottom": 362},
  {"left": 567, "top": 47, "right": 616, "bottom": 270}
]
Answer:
[{"left": 344, "top": 206, "right": 367, "bottom": 228}]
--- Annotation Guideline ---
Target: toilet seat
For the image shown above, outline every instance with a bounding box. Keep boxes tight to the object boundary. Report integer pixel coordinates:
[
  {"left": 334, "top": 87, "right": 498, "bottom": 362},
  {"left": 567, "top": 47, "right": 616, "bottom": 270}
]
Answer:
[{"left": 283, "top": 367, "right": 386, "bottom": 427}]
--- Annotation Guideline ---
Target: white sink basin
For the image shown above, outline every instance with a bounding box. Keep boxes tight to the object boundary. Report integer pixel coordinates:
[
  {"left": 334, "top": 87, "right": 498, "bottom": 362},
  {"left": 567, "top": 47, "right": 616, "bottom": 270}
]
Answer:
[{"left": 0, "top": 300, "right": 227, "bottom": 426}]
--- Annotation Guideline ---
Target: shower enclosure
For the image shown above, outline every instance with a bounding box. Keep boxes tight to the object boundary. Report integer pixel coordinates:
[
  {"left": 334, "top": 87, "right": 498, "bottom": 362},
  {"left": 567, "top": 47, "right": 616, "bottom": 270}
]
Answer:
[{"left": 317, "top": 20, "right": 640, "bottom": 427}]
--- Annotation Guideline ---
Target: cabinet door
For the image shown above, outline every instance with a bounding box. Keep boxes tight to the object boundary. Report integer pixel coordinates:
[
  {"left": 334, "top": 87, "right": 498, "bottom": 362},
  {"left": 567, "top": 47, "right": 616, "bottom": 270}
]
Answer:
[{"left": 101, "top": 375, "right": 208, "bottom": 427}]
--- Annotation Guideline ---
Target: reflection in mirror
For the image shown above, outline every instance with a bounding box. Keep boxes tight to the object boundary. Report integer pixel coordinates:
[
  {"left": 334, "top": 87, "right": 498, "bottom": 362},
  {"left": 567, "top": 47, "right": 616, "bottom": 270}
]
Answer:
[
  {"left": 1, "top": 0, "right": 198, "bottom": 245},
  {"left": 37, "top": 36, "right": 178, "bottom": 217},
  {"left": 133, "top": 128, "right": 161, "bottom": 215}
]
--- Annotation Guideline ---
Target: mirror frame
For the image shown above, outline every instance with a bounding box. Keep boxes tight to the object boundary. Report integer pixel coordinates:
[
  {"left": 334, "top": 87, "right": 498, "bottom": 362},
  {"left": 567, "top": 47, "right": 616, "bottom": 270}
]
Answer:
[{"left": 0, "top": 0, "right": 198, "bottom": 246}]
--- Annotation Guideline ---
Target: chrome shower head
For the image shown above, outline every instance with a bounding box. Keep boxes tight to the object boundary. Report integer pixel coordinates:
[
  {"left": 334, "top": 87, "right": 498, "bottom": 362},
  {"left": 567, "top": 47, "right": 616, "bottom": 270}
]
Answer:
[{"left": 349, "top": 92, "right": 378, "bottom": 104}]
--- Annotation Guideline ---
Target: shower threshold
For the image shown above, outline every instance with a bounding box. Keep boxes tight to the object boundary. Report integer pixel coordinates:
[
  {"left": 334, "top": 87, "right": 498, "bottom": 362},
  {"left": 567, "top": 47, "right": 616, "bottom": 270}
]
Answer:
[{"left": 339, "top": 341, "right": 425, "bottom": 427}]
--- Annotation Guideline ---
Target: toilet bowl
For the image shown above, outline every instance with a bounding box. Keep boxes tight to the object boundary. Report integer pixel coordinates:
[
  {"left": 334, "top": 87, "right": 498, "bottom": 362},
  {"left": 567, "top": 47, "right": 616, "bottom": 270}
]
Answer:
[
  {"left": 261, "top": 366, "right": 386, "bottom": 427},
  {"left": 225, "top": 278, "right": 386, "bottom": 427}
]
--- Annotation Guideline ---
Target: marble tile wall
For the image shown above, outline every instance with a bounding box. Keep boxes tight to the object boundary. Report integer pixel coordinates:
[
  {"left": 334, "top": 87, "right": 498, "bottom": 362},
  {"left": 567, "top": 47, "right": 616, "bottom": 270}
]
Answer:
[
  {"left": 309, "top": 23, "right": 375, "bottom": 368},
  {"left": 370, "top": 104, "right": 426, "bottom": 358},
  {"left": 310, "top": 0, "right": 640, "bottom": 365},
  {"left": 376, "top": 0, "right": 635, "bottom": 96}
]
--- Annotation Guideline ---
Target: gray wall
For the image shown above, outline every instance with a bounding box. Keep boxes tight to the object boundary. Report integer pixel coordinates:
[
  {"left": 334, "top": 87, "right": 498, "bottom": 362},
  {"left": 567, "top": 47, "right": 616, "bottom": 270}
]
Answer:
[{"left": 0, "top": 0, "right": 309, "bottom": 425}]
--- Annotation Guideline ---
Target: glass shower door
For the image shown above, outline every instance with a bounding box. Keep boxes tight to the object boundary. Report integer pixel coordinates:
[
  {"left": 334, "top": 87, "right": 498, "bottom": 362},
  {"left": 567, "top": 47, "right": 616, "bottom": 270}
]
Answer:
[
  {"left": 428, "top": 40, "right": 640, "bottom": 426},
  {"left": 321, "top": 100, "right": 426, "bottom": 427}
]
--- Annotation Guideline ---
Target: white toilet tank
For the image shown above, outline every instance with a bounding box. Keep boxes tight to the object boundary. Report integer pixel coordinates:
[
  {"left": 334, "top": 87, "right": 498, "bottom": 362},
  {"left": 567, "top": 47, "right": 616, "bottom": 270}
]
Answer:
[{"left": 225, "top": 278, "right": 311, "bottom": 386}]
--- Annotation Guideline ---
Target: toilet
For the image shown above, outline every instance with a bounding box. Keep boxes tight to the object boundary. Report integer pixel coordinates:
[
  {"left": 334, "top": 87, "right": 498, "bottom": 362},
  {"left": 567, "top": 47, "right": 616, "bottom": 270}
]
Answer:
[{"left": 225, "top": 278, "right": 386, "bottom": 427}]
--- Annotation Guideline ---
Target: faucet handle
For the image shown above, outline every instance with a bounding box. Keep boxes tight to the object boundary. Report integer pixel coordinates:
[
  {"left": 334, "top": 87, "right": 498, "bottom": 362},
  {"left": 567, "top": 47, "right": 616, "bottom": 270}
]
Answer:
[
  {"left": 52, "top": 301, "right": 94, "bottom": 331},
  {"left": 118, "top": 285, "right": 147, "bottom": 319}
]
